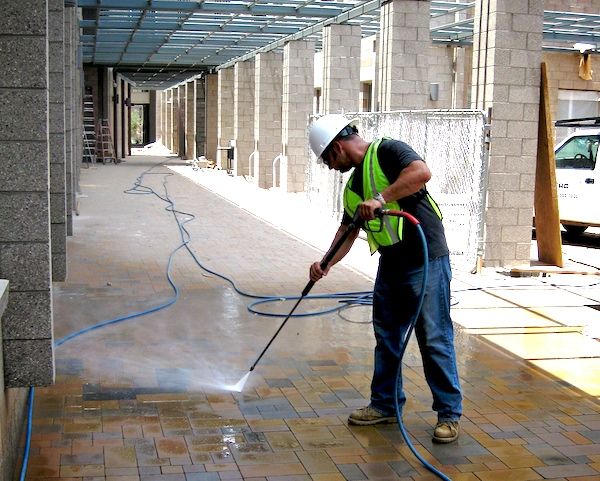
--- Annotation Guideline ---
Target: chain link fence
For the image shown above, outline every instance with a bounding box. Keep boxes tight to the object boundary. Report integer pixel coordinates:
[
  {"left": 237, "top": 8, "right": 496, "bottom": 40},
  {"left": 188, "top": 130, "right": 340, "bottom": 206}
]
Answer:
[{"left": 306, "top": 110, "right": 488, "bottom": 272}]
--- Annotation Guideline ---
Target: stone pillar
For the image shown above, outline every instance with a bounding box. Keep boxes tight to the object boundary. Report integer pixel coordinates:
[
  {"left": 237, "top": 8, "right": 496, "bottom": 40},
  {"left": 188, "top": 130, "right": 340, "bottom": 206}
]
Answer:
[
  {"left": 471, "top": 0, "right": 543, "bottom": 267},
  {"left": 282, "top": 40, "right": 314, "bottom": 193},
  {"left": 322, "top": 24, "right": 361, "bottom": 114},
  {"left": 217, "top": 67, "right": 234, "bottom": 169},
  {"left": 254, "top": 51, "right": 283, "bottom": 188},
  {"left": 378, "top": 0, "right": 430, "bottom": 110},
  {"left": 49, "top": 0, "right": 66, "bottom": 281},
  {"left": 0, "top": 0, "right": 54, "bottom": 386},
  {"left": 64, "top": 5, "right": 74, "bottom": 234},
  {"left": 166, "top": 89, "right": 173, "bottom": 151},
  {"left": 234, "top": 59, "right": 255, "bottom": 177},
  {"left": 196, "top": 76, "right": 207, "bottom": 157},
  {"left": 173, "top": 87, "right": 180, "bottom": 156},
  {"left": 185, "top": 80, "right": 196, "bottom": 160},
  {"left": 178, "top": 84, "right": 186, "bottom": 157},
  {"left": 205, "top": 74, "right": 218, "bottom": 162}
]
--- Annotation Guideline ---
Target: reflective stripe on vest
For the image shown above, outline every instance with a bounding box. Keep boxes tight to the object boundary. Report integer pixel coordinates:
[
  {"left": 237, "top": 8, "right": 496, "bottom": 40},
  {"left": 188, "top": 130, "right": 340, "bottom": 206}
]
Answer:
[
  {"left": 344, "top": 139, "right": 403, "bottom": 254},
  {"left": 343, "top": 138, "right": 443, "bottom": 254}
]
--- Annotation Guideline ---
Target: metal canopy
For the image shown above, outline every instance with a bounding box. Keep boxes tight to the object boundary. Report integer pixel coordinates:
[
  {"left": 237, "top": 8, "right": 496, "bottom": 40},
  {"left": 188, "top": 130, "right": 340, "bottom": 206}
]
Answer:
[{"left": 78, "top": 1, "right": 600, "bottom": 89}]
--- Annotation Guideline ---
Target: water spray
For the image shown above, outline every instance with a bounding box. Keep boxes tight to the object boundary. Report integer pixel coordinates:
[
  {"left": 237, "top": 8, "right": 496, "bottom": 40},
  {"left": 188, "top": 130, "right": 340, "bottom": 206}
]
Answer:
[{"left": 240, "top": 211, "right": 364, "bottom": 384}]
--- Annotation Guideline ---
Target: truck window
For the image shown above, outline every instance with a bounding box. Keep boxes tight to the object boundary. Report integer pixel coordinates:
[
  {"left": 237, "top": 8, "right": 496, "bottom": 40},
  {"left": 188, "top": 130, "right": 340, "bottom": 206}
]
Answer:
[{"left": 555, "top": 135, "right": 599, "bottom": 170}]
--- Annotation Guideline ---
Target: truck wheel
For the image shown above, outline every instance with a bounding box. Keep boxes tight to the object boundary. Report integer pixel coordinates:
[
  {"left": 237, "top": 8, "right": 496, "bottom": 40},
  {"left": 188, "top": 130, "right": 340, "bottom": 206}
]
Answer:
[{"left": 563, "top": 225, "right": 588, "bottom": 236}]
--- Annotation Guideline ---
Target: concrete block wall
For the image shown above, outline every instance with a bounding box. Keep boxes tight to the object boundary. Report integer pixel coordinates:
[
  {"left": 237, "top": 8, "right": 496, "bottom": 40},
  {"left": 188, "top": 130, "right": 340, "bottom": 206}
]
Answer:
[
  {"left": 322, "top": 24, "right": 361, "bottom": 113},
  {"left": 0, "top": 0, "right": 54, "bottom": 388},
  {"left": 218, "top": 68, "right": 234, "bottom": 169},
  {"left": 282, "top": 40, "right": 315, "bottom": 193},
  {"left": 234, "top": 59, "right": 255, "bottom": 177},
  {"left": 472, "top": 0, "right": 543, "bottom": 267},
  {"left": 49, "top": 0, "right": 67, "bottom": 281},
  {"left": 254, "top": 51, "right": 283, "bottom": 189},
  {"left": 543, "top": 51, "right": 600, "bottom": 126},
  {"left": 185, "top": 80, "right": 196, "bottom": 160},
  {"left": 166, "top": 89, "right": 173, "bottom": 151},
  {"left": 0, "top": 280, "right": 28, "bottom": 481},
  {"left": 172, "top": 87, "right": 180, "bottom": 156},
  {"left": 64, "top": 5, "right": 74, "bottom": 234},
  {"left": 196, "top": 76, "right": 207, "bottom": 157},
  {"left": 378, "top": 0, "right": 430, "bottom": 110},
  {"left": 205, "top": 74, "right": 218, "bottom": 162}
]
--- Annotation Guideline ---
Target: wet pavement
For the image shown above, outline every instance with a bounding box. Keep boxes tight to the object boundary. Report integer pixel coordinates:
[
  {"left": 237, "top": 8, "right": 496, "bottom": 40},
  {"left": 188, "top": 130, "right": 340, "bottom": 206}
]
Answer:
[{"left": 27, "top": 154, "right": 600, "bottom": 480}]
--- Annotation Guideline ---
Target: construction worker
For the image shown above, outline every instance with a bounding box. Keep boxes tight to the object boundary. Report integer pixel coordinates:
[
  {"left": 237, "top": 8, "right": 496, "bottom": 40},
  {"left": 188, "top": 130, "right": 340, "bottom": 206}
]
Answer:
[{"left": 308, "top": 114, "right": 462, "bottom": 443}]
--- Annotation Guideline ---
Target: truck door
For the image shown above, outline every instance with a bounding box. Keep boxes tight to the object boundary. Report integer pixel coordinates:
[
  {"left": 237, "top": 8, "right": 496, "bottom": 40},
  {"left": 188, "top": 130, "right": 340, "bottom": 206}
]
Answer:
[{"left": 555, "top": 133, "right": 599, "bottom": 228}]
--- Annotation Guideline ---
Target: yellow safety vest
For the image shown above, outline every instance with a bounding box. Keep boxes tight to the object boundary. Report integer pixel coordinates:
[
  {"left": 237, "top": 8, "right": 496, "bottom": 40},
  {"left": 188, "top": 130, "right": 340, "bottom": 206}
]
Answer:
[{"left": 343, "top": 138, "right": 443, "bottom": 254}]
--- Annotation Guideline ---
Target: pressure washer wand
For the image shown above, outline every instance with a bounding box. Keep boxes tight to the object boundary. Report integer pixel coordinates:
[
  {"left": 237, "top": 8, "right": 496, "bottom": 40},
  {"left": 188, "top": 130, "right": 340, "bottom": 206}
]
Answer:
[{"left": 248, "top": 211, "right": 364, "bottom": 372}]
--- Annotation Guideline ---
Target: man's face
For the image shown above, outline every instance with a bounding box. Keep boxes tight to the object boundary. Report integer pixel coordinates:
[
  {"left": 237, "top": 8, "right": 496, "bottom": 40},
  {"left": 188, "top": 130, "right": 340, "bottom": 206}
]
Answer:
[{"left": 322, "top": 141, "right": 352, "bottom": 173}]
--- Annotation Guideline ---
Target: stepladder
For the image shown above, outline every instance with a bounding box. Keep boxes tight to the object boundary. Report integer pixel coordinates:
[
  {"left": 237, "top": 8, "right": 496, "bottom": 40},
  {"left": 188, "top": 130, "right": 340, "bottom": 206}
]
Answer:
[{"left": 97, "top": 119, "right": 117, "bottom": 164}]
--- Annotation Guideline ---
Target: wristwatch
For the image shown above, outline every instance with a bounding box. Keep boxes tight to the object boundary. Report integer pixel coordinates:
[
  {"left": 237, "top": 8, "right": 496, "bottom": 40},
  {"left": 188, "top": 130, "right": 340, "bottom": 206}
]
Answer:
[{"left": 374, "top": 192, "right": 386, "bottom": 206}]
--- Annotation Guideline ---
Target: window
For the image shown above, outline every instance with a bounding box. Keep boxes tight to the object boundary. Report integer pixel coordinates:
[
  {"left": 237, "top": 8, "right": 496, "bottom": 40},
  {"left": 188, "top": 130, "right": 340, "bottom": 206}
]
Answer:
[{"left": 555, "top": 134, "right": 599, "bottom": 170}]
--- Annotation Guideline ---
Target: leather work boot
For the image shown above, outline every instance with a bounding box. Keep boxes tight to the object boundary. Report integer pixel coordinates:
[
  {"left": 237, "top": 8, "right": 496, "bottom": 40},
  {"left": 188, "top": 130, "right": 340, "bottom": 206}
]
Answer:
[
  {"left": 432, "top": 420, "right": 459, "bottom": 443},
  {"left": 348, "top": 405, "right": 397, "bottom": 426}
]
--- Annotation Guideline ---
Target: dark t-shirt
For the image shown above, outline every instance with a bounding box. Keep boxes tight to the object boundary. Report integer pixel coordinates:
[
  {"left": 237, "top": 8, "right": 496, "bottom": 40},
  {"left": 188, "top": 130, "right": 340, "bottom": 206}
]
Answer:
[{"left": 342, "top": 139, "right": 449, "bottom": 268}]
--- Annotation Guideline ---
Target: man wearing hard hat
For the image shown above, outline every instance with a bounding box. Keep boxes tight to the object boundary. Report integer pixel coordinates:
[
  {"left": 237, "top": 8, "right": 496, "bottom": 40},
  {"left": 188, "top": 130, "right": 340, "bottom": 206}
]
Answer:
[{"left": 308, "top": 114, "right": 462, "bottom": 444}]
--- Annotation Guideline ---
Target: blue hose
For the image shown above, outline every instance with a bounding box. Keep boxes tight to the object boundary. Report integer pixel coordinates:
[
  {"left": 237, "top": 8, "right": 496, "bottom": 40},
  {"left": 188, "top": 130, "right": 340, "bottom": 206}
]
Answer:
[{"left": 391, "top": 222, "right": 452, "bottom": 481}]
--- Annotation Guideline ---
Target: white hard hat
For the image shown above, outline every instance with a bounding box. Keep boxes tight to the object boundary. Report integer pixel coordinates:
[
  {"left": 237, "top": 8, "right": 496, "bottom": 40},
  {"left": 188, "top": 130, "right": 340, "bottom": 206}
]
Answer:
[{"left": 309, "top": 114, "right": 355, "bottom": 159}]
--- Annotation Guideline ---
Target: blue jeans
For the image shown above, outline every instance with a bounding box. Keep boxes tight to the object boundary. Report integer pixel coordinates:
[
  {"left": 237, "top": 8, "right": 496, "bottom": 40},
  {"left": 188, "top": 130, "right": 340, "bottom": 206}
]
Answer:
[{"left": 370, "top": 255, "right": 462, "bottom": 421}]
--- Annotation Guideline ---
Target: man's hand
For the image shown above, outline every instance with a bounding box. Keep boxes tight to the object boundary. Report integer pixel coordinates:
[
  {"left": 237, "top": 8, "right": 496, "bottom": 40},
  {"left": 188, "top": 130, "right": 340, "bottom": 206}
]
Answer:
[
  {"left": 359, "top": 198, "right": 383, "bottom": 221},
  {"left": 309, "top": 261, "right": 330, "bottom": 282}
]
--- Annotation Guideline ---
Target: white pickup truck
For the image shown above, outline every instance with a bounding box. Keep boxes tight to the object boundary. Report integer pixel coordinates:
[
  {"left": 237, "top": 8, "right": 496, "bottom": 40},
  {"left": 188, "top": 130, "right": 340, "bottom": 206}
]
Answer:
[{"left": 554, "top": 121, "right": 600, "bottom": 235}]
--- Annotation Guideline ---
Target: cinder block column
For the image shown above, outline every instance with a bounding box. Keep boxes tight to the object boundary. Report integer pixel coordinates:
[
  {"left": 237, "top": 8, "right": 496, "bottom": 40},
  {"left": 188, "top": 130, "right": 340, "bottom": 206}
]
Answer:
[
  {"left": 49, "top": 0, "right": 66, "bottom": 281},
  {"left": 205, "top": 74, "right": 218, "bottom": 162},
  {"left": 378, "top": 0, "right": 430, "bottom": 110},
  {"left": 322, "top": 24, "right": 361, "bottom": 114},
  {"left": 196, "top": 76, "right": 206, "bottom": 157},
  {"left": 254, "top": 51, "right": 283, "bottom": 188},
  {"left": 64, "top": 5, "right": 74, "bottom": 234},
  {"left": 185, "top": 80, "right": 196, "bottom": 160},
  {"left": 166, "top": 89, "right": 173, "bottom": 151},
  {"left": 234, "top": 59, "right": 255, "bottom": 177},
  {"left": 471, "top": 0, "right": 543, "bottom": 267},
  {"left": 0, "top": 0, "right": 54, "bottom": 386},
  {"left": 177, "top": 84, "right": 185, "bottom": 156},
  {"left": 282, "top": 40, "right": 314, "bottom": 193},
  {"left": 218, "top": 67, "right": 235, "bottom": 169}
]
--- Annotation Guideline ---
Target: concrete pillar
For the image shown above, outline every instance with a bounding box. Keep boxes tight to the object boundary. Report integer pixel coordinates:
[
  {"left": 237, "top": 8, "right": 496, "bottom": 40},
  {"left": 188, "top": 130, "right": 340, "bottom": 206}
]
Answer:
[
  {"left": 173, "top": 87, "right": 180, "bottom": 156},
  {"left": 185, "top": 80, "right": 196, "bottom": 160},
  {"left": 254, "top": 52, "right": 283, "bottom": 189},
  {"left": 151, "top": 90, "right": 160, "bottom": 143},
  {"left": 378, "top": 0, "right": 430, "bottom": 110},
  {"left": 0, "top": 0, "right": 54, "bottom": 386},
  {"left": 64, "top": 5, "right": 74, "bottom": 234},
  {"left": 49, "top": 0, "right": 66, "bottom": 281},
  {"left": 166, "top": 89, "right": 173, "bottom": 151},
  {"left": 218, "top": 67, "right": 234, "bottom": 169},
  {"left": 205, "top": 74, "right": 218, "bottom": 162},
  {"left": 282, "top": 40, "right": 314, "bottom": 193},
  {"left": 162, "top": 90, "right": 168, "bottom": 147},
  {"left": 196, "top": 76, "right": 207, "bottom": 157},
  {"left": 178, "top": 84, "right": 186, "bottom": 156},
  {"left": 322, "top": 24, "right": 361, "bottom": 114},
  {"left": 471, "top": 0, "right": 542, "bottom": 267},
  {"left": 234, "top": 59, "right": 255, "bottom": 177},
  {"left": 115, "top": 78, "right": 123, "bottom": 159}
]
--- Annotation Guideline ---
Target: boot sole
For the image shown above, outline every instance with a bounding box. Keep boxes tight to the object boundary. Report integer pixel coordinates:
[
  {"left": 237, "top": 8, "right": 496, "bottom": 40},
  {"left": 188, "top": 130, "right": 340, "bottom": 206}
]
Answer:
[
  {"left": 432, "top": 434, "right": 459, "bottom": 443},
  {"left": 348, "top": 416, "right": 397, "bottom": 426}
]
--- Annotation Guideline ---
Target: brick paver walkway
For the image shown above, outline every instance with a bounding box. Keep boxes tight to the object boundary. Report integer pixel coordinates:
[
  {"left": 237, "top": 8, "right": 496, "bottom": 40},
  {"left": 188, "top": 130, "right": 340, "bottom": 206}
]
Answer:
[{"left": 26, "top": 156, "right": 600, "bottom": 481}]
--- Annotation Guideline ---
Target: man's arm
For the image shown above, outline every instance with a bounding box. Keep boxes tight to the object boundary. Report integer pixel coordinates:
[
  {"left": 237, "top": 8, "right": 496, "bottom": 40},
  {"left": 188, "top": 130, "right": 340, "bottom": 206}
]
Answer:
[
  {"left": 309, "top": 223, "right": 360, "bottom": 282},
  {"left": 358, "top": 159, "right": 431, "bottom": 220}
]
